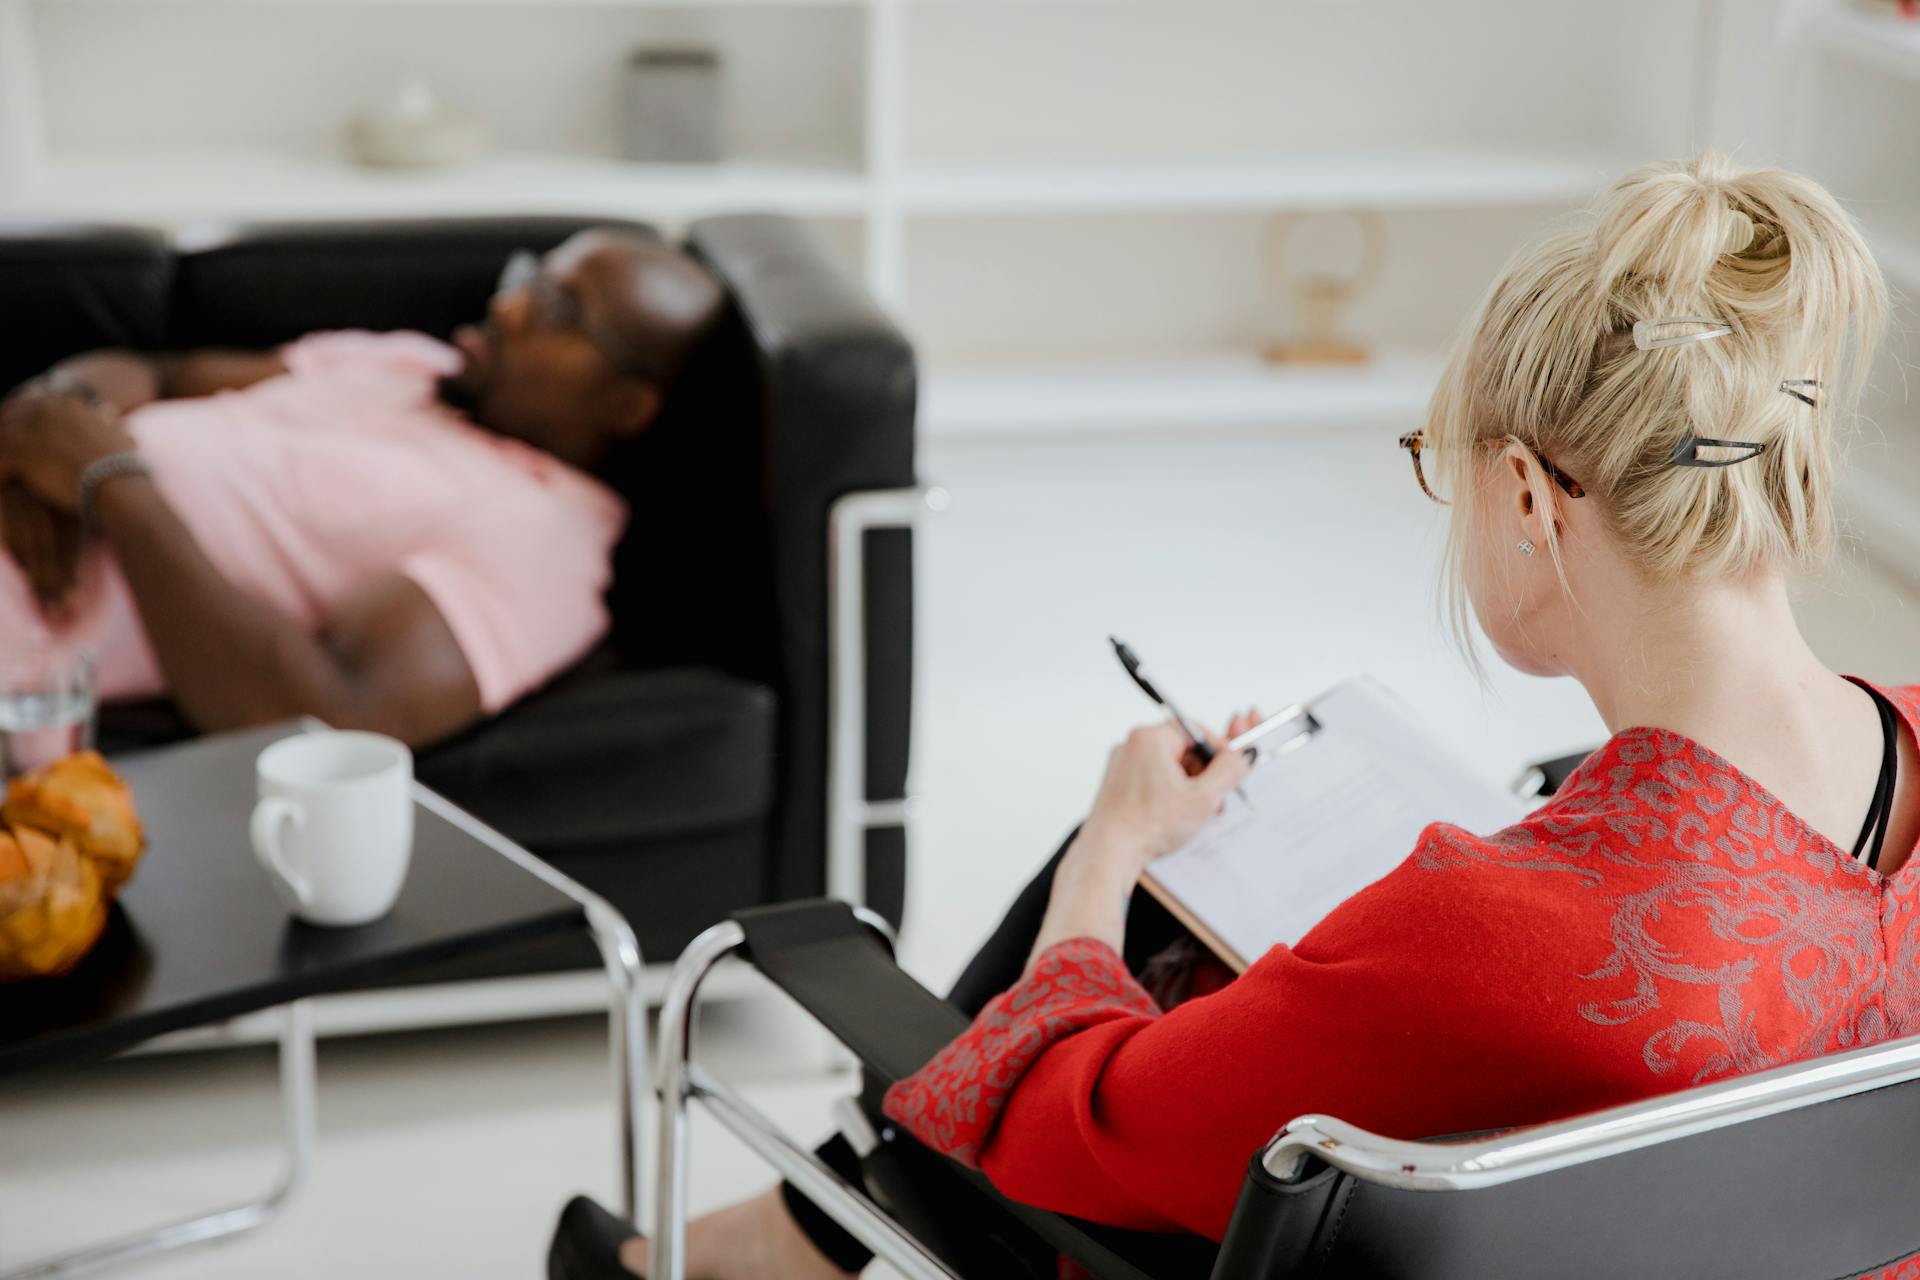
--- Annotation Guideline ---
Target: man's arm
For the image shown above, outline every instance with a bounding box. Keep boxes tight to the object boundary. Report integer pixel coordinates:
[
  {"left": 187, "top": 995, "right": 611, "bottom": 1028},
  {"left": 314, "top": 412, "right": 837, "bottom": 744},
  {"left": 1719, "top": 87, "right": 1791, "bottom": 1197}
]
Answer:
[
  {"left": 95, "top": 473, "right": 483, "bottom": 747},
  {"left": 28, "top": 348, "right": 288, "bottom": 414},
  {"left": 0, "top": 395, "right": 484, "bottom": 748},
  {"left": 0, "top": 349, "right": 289, "bottom": 610}
]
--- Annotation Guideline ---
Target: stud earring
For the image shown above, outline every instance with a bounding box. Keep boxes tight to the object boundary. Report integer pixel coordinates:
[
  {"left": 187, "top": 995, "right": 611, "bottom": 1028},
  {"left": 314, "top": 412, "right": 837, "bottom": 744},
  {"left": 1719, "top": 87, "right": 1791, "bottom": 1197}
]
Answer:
[{"left": 1517, "top": 539, "right": 1536, "bottom": 557}]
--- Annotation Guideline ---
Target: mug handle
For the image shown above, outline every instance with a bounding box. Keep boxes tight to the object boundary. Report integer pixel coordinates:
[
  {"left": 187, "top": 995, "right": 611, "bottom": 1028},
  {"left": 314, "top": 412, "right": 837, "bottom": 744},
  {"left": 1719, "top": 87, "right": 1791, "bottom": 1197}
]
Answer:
[{"left": 250, "top": 796, "right": 314, "bottom": 912}]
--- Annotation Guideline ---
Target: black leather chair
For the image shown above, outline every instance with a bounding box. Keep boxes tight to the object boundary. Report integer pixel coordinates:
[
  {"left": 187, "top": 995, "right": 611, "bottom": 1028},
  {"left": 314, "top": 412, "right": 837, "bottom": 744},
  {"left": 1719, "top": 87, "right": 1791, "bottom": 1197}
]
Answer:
[
  {"left": 649, "top": 770, "right": 1920, "bottom": 1280},
  {"left": 659, "top": 900, "right": 1920, "bottom": 1279},
  {"left": 0, "top": 214, "right": 920, "bottom": 974}
]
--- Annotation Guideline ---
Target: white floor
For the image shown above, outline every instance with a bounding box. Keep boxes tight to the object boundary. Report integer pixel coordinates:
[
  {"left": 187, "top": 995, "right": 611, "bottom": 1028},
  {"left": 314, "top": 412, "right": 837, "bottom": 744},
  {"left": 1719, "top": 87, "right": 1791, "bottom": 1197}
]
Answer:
[{"left": 2, "top": 429, "right": 1917, "bottom": 1278}]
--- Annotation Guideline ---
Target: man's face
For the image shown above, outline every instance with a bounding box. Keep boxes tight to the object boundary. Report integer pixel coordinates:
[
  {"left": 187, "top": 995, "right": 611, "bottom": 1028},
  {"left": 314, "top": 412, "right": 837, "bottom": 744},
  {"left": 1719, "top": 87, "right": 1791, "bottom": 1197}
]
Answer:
[{"left": 440, "top": 233, "right": 662, "bottom": 465}]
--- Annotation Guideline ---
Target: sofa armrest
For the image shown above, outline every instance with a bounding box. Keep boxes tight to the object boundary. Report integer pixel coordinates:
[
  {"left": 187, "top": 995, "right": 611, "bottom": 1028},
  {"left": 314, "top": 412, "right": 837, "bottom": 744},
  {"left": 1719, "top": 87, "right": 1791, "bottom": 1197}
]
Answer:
[{"left": 684, "top": 215, "right": 918, "bottom": 913}]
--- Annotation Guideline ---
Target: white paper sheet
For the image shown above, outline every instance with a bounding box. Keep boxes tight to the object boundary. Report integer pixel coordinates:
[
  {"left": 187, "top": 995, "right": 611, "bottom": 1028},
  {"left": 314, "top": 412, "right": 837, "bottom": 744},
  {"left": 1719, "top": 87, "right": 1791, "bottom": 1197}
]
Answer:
[{"left": 1144, "top": 675, "right": 1529, "bottom": 967}]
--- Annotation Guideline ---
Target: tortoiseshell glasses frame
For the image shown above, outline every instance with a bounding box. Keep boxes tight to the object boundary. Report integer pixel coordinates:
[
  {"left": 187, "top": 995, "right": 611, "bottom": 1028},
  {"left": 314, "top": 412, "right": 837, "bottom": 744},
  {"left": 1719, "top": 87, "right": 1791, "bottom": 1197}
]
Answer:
[{"left": 1397, "top": 430, "right": 1587, "bottom": 505}]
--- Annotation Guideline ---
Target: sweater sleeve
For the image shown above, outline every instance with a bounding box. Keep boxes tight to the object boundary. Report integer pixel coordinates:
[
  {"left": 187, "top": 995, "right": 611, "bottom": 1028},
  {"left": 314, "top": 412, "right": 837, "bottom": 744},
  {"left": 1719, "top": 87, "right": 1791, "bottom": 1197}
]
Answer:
[
  {"left": 880, "top": 828, "right": 1634, "bottom": 1241},
  {"left": 882, "top": 938, "right": 1161, "bottom": 1165}
]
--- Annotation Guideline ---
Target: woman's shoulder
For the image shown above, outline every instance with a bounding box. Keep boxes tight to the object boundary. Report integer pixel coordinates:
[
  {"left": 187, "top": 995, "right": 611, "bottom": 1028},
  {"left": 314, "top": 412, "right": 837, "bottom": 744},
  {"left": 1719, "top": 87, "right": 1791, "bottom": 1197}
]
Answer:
[
  {"left": 1400, "top": 730, "right": 1673, "bottom": 876},
  {"left": 1863, "top": 679, "right": 1920, "bottom": 720},
  {"left": 1299, "top": 734, "right": 1690, "bottom": 943}
]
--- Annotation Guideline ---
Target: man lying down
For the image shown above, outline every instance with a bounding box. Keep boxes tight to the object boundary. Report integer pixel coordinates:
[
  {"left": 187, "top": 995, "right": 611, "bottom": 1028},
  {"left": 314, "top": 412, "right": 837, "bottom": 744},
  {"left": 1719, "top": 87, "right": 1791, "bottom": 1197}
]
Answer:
[{"left": 0, "top": 230, "right": 725, "bottom": 747}]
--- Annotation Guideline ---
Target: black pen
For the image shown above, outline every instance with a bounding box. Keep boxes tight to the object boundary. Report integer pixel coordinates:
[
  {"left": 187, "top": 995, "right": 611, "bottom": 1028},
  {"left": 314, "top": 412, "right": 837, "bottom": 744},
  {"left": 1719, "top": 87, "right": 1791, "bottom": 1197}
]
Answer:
[
  {"left": 1110, "top": 636, "right": 1214, "bottom": 761},
  {"left": 1110, "top": 636, "right": 1250, "bottom": 804}
]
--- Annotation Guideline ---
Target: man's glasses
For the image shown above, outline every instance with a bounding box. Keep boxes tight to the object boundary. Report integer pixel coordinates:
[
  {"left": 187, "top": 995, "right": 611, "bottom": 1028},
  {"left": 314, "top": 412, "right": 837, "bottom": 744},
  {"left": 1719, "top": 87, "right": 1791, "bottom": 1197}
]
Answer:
[
  {"left": 1397, "top": 430, "right": 1587, "bottom": 506},
  {"left": 496, "top": 250, "right": 656, "bottom": 380}
]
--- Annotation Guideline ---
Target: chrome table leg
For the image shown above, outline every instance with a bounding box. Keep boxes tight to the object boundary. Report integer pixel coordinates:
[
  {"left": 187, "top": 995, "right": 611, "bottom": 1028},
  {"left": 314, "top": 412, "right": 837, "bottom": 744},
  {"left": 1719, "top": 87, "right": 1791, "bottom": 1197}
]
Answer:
[
  {"left": 410, "top": 785, "right": 652, "bottom": 1229},
  {"left": 584, "top": 897, "right": 648, "bottom": 1226},
  {"left": 0, "top": 1000, "right": 316, "bottom": 1280}
]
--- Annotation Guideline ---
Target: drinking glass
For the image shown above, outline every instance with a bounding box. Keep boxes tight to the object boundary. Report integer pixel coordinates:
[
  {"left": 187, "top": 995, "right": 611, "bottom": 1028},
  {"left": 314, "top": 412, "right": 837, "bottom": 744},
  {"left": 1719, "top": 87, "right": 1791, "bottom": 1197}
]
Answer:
[{"left": 0, "top": 641, "right": 96, "bottom": 778}]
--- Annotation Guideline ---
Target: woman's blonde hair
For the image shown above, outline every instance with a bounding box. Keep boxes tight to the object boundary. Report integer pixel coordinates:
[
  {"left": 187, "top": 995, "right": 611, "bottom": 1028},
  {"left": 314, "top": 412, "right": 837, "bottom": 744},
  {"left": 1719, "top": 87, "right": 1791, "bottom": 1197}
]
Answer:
[{"left": 1425, "top": 151, "right": 1887, "bottom": 661}]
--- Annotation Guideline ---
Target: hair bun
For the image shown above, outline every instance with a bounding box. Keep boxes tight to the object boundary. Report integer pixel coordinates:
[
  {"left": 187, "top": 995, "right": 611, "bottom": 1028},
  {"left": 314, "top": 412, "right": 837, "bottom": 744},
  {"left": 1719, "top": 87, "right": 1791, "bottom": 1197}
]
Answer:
[
  {"left": 1592, "top": 155, "right": 1766, "bottom": 303},
  {"left": 1719, "top": 205, "right": 1756, "bottom": 257}
]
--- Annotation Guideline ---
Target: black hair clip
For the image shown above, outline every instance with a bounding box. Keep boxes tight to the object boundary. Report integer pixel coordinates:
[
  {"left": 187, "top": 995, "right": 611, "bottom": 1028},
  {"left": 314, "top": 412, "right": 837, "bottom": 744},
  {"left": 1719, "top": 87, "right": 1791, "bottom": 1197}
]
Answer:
[
  {"left": 1780, "top": 378, "right": 1820, "bottom": 408},
  {"left": 1671, "top": 436, "right": 1768, "bottom": 467}
]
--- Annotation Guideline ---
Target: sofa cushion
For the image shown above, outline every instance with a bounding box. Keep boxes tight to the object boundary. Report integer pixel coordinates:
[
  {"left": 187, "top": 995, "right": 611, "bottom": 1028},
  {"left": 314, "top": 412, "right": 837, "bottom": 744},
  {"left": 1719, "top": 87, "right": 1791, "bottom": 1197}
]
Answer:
[
  {"left": 99, "top": 662, "right": 776, "bottom": 859},
  {"left": 414, "top": 664, "right": 776, "bottom": 853}
]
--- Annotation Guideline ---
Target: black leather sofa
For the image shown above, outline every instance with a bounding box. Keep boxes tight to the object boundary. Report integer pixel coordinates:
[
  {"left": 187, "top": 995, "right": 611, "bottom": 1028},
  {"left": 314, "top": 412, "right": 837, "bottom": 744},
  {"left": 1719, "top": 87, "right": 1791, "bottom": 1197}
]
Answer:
[{"left": 0, "top": 214, "right": 919, "bottom": 974}]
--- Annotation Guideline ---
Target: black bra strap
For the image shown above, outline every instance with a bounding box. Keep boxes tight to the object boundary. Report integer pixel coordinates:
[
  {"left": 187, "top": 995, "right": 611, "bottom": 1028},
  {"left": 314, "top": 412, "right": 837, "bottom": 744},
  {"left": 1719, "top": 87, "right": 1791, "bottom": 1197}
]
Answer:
[{"left": 1849, "top": 682, "right": 1901, "bottom": 871}]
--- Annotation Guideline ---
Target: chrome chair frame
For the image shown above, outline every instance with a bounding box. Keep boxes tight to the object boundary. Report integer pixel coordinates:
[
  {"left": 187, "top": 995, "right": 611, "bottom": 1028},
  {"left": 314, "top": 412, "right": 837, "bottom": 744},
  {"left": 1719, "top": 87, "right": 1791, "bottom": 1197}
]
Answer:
[
  {"left": 1261, "top": 1027, "right": 1920, "bottom": 1190},
  {"left": 653, "top": 914, "right": 963, "bottom": 1280}
]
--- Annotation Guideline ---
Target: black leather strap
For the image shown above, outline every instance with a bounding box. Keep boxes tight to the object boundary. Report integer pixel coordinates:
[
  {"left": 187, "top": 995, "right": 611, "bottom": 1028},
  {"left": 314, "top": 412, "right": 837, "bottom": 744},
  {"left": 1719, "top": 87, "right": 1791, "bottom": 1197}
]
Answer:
[
  {"left": 733, "top": 901, "right": 964, "bottom": 1086},
  {"left": 1849, "top": 680, "right": 1901, "bottom": 871}
]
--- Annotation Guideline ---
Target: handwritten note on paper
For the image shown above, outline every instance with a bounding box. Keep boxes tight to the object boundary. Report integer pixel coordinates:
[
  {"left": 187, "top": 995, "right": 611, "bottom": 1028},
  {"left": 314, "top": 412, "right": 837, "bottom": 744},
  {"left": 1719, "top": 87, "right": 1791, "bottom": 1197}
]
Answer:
[{"left": 1144, "top": 677, "right": 1529, "bottom": 969}]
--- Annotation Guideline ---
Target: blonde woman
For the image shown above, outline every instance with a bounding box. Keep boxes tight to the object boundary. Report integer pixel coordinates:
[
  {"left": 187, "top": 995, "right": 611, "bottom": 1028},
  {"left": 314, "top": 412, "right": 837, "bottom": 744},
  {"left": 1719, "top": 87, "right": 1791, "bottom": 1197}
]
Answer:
[{"left": 552, "top": 152, "right": 1914, "bottom": 1280}]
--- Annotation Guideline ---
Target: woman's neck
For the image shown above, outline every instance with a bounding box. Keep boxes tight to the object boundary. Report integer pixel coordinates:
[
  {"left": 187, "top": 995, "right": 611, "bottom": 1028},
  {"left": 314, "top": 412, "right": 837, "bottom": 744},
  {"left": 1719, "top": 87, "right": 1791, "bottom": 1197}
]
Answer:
[{"left": 1574, "top": 572, "right": 1846, "bottom": 743}]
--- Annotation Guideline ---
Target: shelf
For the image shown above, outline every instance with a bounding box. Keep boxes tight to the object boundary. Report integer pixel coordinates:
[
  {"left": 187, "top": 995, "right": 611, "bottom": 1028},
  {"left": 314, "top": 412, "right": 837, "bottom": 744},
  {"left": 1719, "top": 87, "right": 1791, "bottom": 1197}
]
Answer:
[
  {"left": 921, "top": 348, "right": 1446, "bottom": 439},
  {"left": 1808, "top": 4, "right": 1920, "bottom": 82},
  {"left": 898, "top": 149, "right": 1630, "bottom": 217},
  {"left": 0, "top": 149, "right": 872, "bottom": 222}
]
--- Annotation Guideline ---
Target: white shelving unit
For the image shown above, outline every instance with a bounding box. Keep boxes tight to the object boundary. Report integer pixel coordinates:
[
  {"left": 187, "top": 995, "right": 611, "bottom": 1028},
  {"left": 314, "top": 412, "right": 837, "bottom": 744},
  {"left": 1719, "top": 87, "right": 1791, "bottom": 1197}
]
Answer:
[
  {"left": 1779, "top": 0, "right": 1920, "bottom": 577},
  {"left": 0, "top": 0, "right": 1712, "bottom": 442},
  {"left": 896, "top": 151, "right": 1632, "bottom": 218},
  {"left": 923, "top": 348, "right": 1447, "bottom": 439},
  {"left": 11, "top": 149, "right": 874, "bottom": 222}
]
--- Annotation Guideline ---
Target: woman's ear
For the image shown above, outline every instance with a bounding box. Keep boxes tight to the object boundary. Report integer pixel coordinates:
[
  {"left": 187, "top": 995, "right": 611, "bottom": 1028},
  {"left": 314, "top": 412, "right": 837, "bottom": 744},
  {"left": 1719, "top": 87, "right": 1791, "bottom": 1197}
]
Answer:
[
  {"left": 1505, "top": 449, "right": 1536, "bottom": 517},
  {"left": 1502, "top": 444, "right": 1561, "bottom": 546}
]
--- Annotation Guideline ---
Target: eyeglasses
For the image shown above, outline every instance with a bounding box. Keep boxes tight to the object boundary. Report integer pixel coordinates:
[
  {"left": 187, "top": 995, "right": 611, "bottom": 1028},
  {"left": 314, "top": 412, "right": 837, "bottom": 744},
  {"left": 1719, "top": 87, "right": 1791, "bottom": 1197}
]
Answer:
[
  {"left": 497, "top": 250, "right": 656, "bottom": 380},
  {"left": 1397, "top": 430, "right": 1587, "bottom": 506}
]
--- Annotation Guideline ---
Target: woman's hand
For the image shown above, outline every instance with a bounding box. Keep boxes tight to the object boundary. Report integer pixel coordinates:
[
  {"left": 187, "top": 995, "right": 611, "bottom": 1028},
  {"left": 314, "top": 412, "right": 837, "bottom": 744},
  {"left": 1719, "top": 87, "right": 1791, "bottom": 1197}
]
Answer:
[
  {"left": 1073, "top": 721, "right": 1252, "bottom": 882},
  {"left": 1029, "top": 716, "right": 1252, "bottom": 967}
]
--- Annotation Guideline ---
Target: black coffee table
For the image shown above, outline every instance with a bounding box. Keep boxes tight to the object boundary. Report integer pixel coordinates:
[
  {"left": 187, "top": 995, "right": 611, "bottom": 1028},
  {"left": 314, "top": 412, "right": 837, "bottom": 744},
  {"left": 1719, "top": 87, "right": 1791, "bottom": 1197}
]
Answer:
[{"left": 0, "top": 721, "right": 647, "bottom": 1279}]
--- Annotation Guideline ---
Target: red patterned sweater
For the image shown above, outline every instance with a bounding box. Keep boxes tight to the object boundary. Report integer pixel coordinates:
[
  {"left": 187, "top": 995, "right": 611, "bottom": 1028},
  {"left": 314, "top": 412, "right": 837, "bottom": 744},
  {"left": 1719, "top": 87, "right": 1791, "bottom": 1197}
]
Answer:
[{"left": 883, "top": 678, "right": 1920, "bottom": 1247}]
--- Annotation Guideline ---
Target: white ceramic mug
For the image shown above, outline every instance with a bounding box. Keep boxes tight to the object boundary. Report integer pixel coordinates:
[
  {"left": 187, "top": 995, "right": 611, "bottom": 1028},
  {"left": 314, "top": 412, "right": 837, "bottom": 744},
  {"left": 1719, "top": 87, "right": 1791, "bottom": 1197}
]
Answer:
[{"left": 250, "top": 731, "right": 414, "bottom": 927}]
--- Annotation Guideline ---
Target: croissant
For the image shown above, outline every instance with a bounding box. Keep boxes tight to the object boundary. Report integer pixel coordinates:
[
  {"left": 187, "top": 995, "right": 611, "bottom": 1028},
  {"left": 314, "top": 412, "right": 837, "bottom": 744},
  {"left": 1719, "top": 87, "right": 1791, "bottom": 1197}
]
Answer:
[
  {"left": 3, "top": 750, "right": 145, "bottom": 893},
  {"left": 0, "top": 823, "right": 108, "bottom": 980},
  {"left": 0, "top": 751, "right": 145, "bottom": 980}
]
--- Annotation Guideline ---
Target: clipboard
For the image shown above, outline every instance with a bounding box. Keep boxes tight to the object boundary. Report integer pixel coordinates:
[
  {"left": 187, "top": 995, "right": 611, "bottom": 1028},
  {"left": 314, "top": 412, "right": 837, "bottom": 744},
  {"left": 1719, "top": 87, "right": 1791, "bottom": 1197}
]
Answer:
[{"left": 1138, "top": 676, "right": 1528, "bottom": 972}]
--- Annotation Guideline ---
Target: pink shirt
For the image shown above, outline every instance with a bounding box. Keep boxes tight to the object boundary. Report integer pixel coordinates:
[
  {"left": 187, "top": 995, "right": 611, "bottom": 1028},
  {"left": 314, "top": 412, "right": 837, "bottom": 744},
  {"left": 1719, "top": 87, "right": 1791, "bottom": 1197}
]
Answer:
[{"left": 0, "top": 331, "right": 628, "bottom": 714}]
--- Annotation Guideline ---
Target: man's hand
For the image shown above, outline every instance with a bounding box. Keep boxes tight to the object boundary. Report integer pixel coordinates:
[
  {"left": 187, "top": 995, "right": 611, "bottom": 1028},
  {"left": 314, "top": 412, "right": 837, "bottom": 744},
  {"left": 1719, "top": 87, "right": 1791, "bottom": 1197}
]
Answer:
[
  {"left": 0, "top": 394, "right": 137, "bottom": 512},
  {"left": 1, "top": 481, "right": 82, "bottom": 611}
]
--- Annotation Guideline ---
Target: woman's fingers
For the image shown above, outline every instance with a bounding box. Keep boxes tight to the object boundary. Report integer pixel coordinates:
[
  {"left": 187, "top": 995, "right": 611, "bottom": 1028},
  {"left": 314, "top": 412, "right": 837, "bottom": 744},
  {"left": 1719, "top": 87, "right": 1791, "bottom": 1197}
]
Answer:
[
  {"left": 1196, "top": 741, "right": 1252, "bottom": 806},
  {"left": 1222, "top": 706, "right": 1266, "bottom": 741}
]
